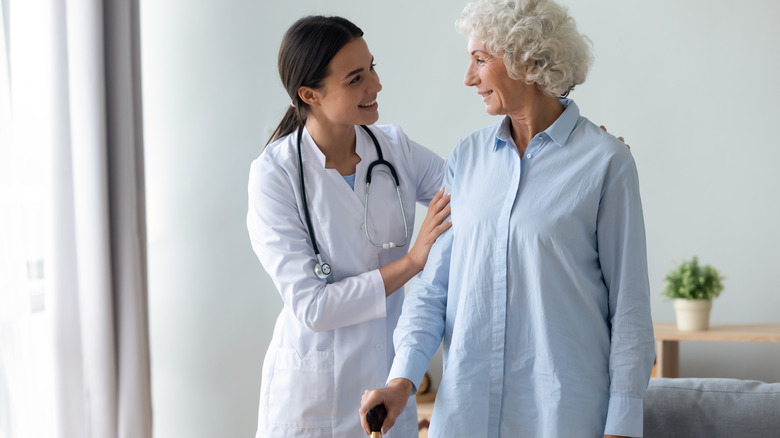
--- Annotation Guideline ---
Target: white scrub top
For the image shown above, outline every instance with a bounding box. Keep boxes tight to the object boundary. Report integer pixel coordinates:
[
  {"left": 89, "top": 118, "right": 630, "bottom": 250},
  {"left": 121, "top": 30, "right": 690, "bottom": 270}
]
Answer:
[{"left": 247, "top": 124, "right": 445, "bottom": 438}]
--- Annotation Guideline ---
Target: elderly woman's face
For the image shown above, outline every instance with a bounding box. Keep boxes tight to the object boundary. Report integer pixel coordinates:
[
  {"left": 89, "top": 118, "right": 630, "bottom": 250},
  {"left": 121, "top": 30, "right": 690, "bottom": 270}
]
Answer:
[{"left": 464, "top": 39, "right": 530, "bottom": 116}]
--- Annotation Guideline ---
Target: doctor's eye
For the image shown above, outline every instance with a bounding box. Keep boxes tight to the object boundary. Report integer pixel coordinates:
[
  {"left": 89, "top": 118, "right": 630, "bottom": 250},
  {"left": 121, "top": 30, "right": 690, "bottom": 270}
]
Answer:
[
  {"left": 370, "top": 62, "right": 377, "bottom": 70},
  {"left": 350, "top": 75, "right": 361, "bottom": 84}
]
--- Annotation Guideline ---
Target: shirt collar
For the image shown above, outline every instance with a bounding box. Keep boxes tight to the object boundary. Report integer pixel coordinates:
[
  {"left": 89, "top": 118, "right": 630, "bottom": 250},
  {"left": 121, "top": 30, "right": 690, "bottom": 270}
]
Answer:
[
  {"left": 301, "top": 125, "right": 372, "bottom": 167},
  {"left": 545, "top": 98, "right": 579, "bottom": 147},
  {"left": 492, "top": 98, "right": 580, "bottom": 151},
  {"left": 493, "top": 117, "right": 513, "bottom": 151}
]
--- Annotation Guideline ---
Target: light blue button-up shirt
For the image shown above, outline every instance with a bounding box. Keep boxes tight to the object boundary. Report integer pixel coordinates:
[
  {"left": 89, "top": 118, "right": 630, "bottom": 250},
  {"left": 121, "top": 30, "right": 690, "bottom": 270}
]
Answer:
[{"left": 389, "top": 99, "right": 655, "bottom": 437}]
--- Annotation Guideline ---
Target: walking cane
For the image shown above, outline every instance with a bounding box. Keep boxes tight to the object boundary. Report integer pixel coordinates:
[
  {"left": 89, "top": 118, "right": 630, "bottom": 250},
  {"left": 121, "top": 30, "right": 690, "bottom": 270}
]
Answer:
[{"left": 366, "top": 403, "right": 387, "bottom": 437}]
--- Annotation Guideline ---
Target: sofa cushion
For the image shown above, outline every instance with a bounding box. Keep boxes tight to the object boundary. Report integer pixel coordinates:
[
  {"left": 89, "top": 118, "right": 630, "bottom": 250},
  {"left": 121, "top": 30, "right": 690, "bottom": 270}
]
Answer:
[{"left": 644, "top": 378, "right": 780, "bottom": 438}]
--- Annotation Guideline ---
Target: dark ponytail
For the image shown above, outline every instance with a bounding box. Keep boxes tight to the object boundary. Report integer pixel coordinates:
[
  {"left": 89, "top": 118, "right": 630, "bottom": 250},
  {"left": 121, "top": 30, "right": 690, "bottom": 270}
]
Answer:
[{"left": 265, "top": 16, "right": 364, "bottom": 146}]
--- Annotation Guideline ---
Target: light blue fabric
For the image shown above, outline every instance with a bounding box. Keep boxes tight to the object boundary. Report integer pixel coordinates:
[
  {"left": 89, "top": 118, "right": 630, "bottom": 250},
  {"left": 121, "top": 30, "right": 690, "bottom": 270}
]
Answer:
[
  {"left": 342, "top": 172, "right": 356, "bottom": 190},
  {"left": 389, "top": 99, "right": 655, "bottom": 438}
]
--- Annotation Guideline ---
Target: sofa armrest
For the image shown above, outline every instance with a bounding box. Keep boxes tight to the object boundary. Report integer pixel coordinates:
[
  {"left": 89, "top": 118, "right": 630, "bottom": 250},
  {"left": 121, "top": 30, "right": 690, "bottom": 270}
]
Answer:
[{"left": 643, "top": 378, "right": 780, "bottom": 438}]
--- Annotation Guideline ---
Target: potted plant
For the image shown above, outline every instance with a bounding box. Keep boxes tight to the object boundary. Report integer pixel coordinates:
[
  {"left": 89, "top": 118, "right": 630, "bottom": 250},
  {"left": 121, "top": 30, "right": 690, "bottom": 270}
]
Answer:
[{"left": 662, "top": 256, "right": 725, "bottom": 331}]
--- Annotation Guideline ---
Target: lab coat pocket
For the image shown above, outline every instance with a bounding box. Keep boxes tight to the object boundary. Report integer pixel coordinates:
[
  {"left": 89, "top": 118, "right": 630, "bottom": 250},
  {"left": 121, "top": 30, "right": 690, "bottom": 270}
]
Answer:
[{"left": 267, "top": 347, "right": 335, "bottom": 429}]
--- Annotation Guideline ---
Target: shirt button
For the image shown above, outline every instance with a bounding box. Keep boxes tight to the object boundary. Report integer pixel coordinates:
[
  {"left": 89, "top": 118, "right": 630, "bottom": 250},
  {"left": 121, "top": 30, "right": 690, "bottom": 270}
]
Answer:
[
  {"left": 526, "top": 153, "right": 532, "bottom": 159},
  {"left": 375, "top": 343, "right": 384, "bottom": 350}
]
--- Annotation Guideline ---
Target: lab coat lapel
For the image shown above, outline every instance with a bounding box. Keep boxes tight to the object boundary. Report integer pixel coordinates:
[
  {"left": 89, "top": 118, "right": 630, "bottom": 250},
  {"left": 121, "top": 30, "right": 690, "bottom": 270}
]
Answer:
[{"left": 299, "top": 127, "right": 372, "bottom": 277}]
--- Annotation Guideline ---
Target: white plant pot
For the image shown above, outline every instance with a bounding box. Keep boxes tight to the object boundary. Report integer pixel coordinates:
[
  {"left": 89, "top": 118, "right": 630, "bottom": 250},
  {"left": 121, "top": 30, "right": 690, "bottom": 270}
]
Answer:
[{"left": 673, "top": 299, "right": 713, "bottom": 331}]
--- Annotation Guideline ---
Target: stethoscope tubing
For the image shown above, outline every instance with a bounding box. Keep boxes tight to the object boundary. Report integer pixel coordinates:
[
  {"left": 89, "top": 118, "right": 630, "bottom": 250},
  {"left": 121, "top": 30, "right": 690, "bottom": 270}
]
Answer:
[
  {"left": 297, "top": 124, "right": 408, "bottom": 279},
  {"left": 297, "top": 125, "right": 331, "bottom": 278}
]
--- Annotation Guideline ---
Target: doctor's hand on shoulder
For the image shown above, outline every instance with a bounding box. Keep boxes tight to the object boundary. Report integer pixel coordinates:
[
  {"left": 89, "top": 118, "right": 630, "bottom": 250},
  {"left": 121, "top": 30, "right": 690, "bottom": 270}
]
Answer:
[
  {"left": 408, "top": 188, "right": 451, "bottom": 269},
  {"left": 359, "top": 378, "right": 414, "bottom": 435},
  {"left": 378, "top": 187, "right": 451, "bottom": 296}
]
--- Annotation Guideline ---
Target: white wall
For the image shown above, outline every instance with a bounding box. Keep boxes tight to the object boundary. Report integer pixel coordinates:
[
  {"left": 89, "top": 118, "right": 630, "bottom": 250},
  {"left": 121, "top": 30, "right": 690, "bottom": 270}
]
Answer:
[{"left": 141, "top": 1, "right": 780, "bottom": 437}]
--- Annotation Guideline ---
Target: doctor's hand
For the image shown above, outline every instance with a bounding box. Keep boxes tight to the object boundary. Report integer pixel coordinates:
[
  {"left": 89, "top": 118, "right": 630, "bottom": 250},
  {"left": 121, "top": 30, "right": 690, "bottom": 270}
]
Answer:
[
  {"left": 359, "top": 378, "right": 414, "bottom": 435},
  {"left": 378, "top": 188, "right": 450, "bottom": 296},
  {"left": 407, "top": 187, "right": 452, "bottom": 271},
  {"left": 599, "top": 125, "right": 630, "bottom": 150}
]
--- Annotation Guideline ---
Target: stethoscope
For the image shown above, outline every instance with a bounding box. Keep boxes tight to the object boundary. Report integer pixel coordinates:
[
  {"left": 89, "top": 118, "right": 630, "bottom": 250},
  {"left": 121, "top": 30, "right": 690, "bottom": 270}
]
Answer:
[{"left": 297, "top": 124, "right": 408, "bottom": 279}]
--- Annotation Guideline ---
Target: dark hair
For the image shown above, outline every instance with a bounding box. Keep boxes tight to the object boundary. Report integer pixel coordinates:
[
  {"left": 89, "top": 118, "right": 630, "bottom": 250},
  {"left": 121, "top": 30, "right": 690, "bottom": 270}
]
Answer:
[{"left": 266, "top": 16, "right": 364, "bottom": 146}]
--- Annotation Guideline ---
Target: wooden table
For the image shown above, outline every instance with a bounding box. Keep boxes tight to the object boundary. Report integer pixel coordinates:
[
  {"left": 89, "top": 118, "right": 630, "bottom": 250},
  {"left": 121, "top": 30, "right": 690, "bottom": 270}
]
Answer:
[{"left": 653, "top": 322, "right": 780, "bottom": 377}]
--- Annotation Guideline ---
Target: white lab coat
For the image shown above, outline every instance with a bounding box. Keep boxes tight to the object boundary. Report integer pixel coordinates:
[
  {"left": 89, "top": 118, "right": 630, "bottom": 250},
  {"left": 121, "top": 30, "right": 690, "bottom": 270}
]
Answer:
[{"left": 247, "top": 124, "right": 444, "bottom": 437}]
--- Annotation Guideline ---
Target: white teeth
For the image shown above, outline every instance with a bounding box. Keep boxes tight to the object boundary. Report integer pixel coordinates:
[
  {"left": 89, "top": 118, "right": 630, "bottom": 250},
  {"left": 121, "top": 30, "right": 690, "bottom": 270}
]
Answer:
[{"left": 359, "top": 100, "right": 376, "bottom": 107}]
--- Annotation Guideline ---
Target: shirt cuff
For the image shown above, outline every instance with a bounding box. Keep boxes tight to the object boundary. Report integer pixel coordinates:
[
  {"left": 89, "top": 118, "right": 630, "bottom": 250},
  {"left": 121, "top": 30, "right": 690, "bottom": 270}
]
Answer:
[
  {"left": 367, "top": 269, "right": 387, "bottom": 320},
  {"left": 604, "top": 393, "right": 644, "bottom": 437},
  {"left": 387, "top": 346, "right": 430, "bottom": 394}
]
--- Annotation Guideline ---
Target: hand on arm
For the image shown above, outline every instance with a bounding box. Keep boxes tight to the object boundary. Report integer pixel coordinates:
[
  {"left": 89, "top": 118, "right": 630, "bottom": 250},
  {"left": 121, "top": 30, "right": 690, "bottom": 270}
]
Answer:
[
  {"left": 378, "top": 188, "right": 451, "bottom": 296},
  {"left": 359, "top": 378, "right": 414, "bottom": 435}
]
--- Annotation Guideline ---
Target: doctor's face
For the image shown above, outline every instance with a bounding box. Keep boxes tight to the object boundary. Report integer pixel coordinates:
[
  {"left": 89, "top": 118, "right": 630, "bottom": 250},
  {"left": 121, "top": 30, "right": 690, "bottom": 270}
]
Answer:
[
  {"left": 463, "top": 39, "right": 531, "bottom": 116},
  {"left": 311, "top": 37, "right": 382, "bottom": 127}
]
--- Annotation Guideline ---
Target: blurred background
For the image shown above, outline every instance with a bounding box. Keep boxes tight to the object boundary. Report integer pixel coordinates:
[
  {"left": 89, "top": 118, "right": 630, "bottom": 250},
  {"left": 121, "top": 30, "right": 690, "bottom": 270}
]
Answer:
[
  {"left": 3, "top": 1, "right": 778, "bottom": 437},
  {"left": 141, "top": 0, "right": 780, "bottom": 436}
]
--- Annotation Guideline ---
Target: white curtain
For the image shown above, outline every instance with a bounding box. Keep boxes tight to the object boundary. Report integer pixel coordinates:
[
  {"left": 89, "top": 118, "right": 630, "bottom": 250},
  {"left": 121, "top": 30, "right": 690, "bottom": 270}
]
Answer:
[{"left": 49, "top": 0, "right": 152, "bottom": 437}]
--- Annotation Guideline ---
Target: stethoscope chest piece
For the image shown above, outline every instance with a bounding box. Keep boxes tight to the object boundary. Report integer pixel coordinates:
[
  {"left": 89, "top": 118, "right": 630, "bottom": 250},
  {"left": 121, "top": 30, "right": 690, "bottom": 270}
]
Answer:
[{"left": 314, "top": 255, "right": 331, "bottom": 279}]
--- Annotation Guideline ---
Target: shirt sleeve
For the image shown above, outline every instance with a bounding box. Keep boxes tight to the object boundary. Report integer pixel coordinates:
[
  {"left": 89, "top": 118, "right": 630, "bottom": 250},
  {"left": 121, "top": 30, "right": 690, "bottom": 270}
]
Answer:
[
  {"left": 407, "top": 136, "right": 445, "bottom": 205},
  {"left": 382, "top": 125, "right": 445, "bottom": 205},
  {"left": 597, "top": 154, "right": 656, "bottom": 437},
  {"left": 388, "top": 150, "right": 456, "bottom": 390},
  {"left": 246, "top": 155, "right": 386, "bottom": 333}
]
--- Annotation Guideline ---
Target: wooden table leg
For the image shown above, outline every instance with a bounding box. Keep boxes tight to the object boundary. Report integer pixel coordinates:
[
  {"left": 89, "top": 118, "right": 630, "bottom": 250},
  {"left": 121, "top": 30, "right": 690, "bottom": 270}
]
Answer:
[{"left": 655, "top": 339, "right": 679, "bottom": 378}]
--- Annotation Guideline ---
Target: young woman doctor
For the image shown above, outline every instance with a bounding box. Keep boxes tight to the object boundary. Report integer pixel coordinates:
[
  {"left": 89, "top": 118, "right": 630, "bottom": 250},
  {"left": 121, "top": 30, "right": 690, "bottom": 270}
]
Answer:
[{"left": 247, "top": 16, "right": 451, "bottom": 438}]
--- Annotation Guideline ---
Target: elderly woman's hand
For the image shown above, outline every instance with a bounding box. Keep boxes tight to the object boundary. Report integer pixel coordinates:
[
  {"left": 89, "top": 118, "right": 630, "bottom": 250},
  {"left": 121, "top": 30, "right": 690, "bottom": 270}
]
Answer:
[
  {"left": 599, "top": 125, "right": 630, "bottom": 149},
  {"left": 359, "top": 378, "right": 414, "bottom": 435}
]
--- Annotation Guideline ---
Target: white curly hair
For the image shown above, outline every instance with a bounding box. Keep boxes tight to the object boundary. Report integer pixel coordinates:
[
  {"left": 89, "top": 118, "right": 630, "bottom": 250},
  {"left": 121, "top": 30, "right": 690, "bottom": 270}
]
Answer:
[{"left": 456, "top": 0, "right": 593, "bottom": 97}]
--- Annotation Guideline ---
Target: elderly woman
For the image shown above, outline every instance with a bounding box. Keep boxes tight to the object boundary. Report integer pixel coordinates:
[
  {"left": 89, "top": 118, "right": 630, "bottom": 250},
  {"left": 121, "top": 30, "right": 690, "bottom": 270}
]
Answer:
[{"left": 359, "top": 0, "right": 655, "bottom": 437}]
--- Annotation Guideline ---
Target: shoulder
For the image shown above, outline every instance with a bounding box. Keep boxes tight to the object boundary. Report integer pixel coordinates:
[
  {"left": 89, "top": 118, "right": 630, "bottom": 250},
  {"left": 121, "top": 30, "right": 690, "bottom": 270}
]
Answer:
[
  {"left": 364, "top": 123, "right": 408, "bottom": 148},
  {"left": 568, "top": 116, "right": 640, "bottom": 192},
  {"left": 365, "top": 123, "right": 441, "bottom": 163},
  {"left": 571, "top": 116, "right": 634, "bottom": 165},
  {"left": 258, "top": 132, "right": 297, "bottom": 165},
  {"left": 249, "top": 133, "right": 297, "bottom": 188},
  {"left": 451, "top": 119, "right": 504, "bottom": 158}
]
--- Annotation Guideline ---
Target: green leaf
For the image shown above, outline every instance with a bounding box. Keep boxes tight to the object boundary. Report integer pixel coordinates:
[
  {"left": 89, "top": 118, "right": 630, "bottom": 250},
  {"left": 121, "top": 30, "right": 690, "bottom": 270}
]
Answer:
[{"left": 661, "top": 256, "right": 724, "bottom": 300}]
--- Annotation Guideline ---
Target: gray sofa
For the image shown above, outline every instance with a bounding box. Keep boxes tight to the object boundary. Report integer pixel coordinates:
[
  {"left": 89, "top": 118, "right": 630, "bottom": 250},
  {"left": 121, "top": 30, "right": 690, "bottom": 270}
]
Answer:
[{"left": 644, "top": 378, "right": 780, "bottom": 437}]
